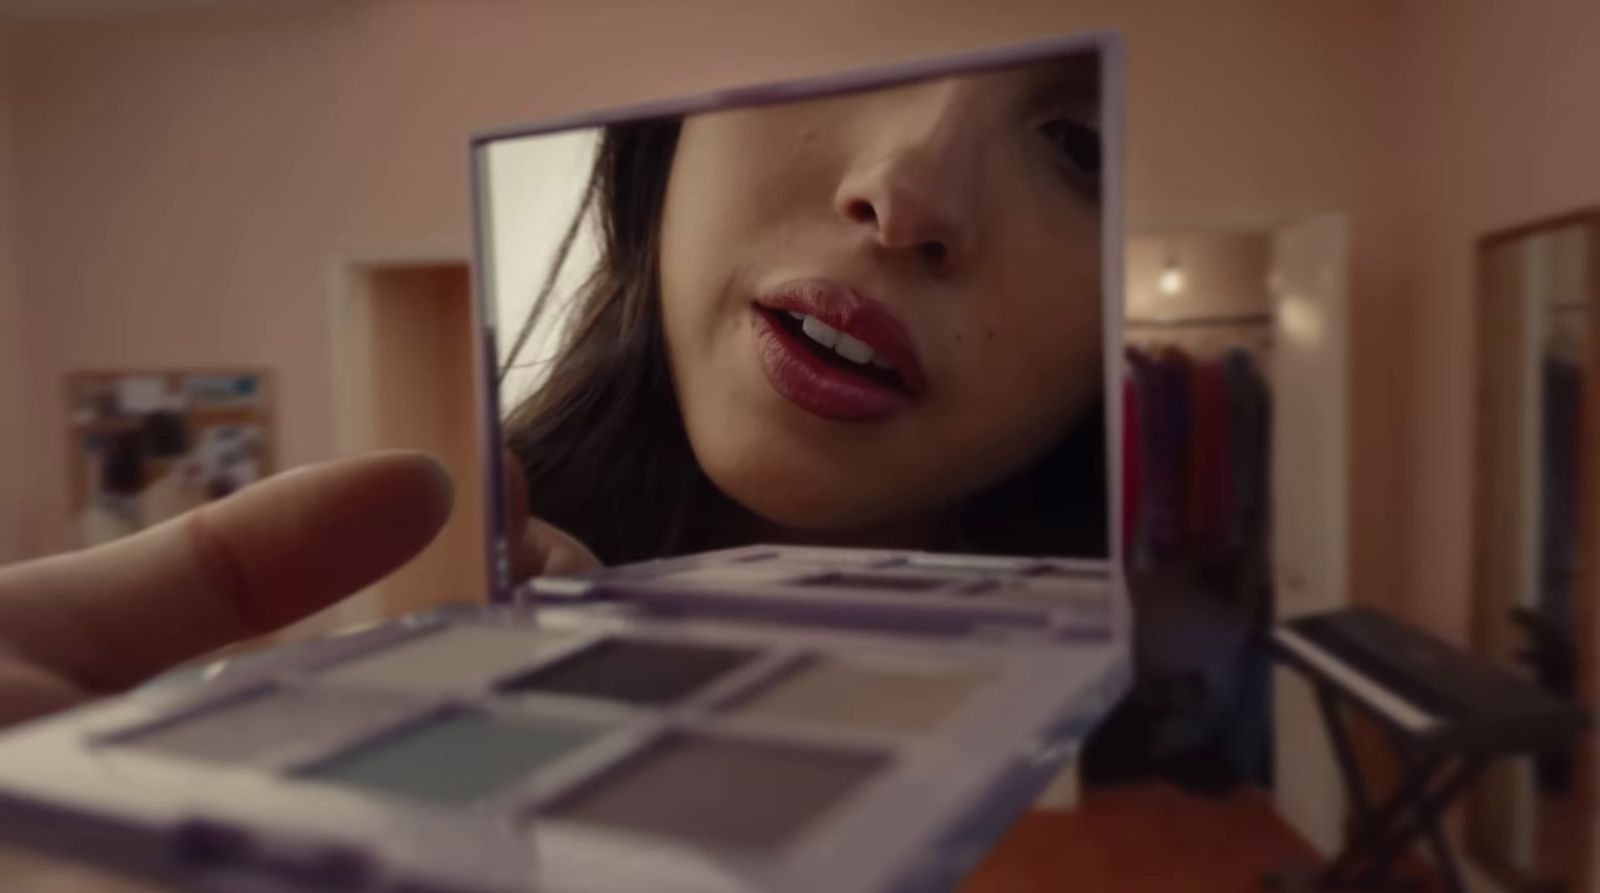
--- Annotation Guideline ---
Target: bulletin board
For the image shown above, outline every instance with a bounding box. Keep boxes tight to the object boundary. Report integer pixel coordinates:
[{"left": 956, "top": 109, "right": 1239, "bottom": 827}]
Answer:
[{"left": 66, "top": 370, "right": 275, "bottom": 546}]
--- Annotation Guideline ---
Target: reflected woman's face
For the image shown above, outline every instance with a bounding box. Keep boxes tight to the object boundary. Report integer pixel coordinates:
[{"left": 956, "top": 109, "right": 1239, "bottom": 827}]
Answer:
[{"left": 658, "top": 59, "right": 1104, "bottom": 537}]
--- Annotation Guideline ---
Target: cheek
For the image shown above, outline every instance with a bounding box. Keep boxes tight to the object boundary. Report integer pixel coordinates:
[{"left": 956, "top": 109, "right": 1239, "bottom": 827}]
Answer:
[
  {"left": 947, "top": 214, "right": 1104, "bottom": 448},
  {"left": 658, "top": 125, "right": 752, "bottom": 391},
  {"left": 659, "top": 128, "right": 728, "bottom": 335},
  {"left": 659, "top": 114, "right": 835, "bottom": 353}
]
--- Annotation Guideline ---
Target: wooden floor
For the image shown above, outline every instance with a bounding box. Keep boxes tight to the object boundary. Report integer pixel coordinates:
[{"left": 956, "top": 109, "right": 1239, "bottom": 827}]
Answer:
[{"left": 962, "top": 782, "right": 1324, "bottom": 893}]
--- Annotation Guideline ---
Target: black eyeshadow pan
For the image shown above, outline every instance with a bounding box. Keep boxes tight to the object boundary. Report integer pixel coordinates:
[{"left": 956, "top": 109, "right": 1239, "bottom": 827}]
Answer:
[{"left": 496, "top": 639, "right": 755, "bottom": 706}]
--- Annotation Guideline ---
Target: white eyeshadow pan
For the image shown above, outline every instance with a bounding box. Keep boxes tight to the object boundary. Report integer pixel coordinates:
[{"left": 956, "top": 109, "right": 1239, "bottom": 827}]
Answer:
[{"left": 122, "top": 688, "right": 418, "bottom": 765}]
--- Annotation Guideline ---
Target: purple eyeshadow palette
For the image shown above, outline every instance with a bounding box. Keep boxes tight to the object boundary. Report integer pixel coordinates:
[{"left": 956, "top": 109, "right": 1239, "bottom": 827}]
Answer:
[{"left": 0, "top": 544, "right": 1126, "bottom": 893}]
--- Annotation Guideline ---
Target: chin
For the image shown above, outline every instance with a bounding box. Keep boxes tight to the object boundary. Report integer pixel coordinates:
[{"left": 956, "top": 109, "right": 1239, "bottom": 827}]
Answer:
[
  {"left": 700, "top": 444, "right": 916, "bottom": 534},
  {"left": 728, "top": 471, "right": 895, "bottom": 531}
]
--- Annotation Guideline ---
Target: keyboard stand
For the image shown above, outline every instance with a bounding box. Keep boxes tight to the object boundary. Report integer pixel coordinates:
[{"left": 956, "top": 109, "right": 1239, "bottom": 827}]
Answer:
[{"left": 1264, "top": 673, "right": 1487, "bottom": 892}]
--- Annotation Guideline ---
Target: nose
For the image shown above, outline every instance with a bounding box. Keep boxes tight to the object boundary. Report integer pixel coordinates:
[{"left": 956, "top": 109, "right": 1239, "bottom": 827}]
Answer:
[{"left": 832, "top": 89, "right": 981, "bottom": 271}]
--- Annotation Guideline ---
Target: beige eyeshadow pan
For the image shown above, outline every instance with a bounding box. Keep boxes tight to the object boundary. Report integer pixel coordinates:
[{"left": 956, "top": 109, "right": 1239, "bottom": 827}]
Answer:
[
  {"left": 319, "top": 626, "right": 579, "bottom": 691},
  {"left": 729, "top": 655, "right": 994, "bottom": 736}
]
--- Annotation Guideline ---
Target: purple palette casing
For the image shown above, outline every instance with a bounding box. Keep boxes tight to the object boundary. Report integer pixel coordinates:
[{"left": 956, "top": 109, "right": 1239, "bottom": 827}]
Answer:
[
  {"left": 0, "top": 545, "right": 1127, "bottom": 893},
  {"left": 0, "top": 30, "right": 1130, "bottom": 893}
]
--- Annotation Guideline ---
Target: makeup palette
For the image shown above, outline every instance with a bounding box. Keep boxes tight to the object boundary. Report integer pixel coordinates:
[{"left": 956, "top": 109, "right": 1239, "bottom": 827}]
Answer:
[
  {"left": 0, "top": 544, "right": 1127, "bottom": 892},
  {"left": 0, "top": 30, "right": 1129, "bottom": 893}
]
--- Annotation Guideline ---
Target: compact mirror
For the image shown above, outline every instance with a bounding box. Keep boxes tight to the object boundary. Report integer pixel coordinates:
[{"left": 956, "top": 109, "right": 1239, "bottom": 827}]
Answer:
[{"left": 473, "top": 37, "right": 1122, "bottom": 597}]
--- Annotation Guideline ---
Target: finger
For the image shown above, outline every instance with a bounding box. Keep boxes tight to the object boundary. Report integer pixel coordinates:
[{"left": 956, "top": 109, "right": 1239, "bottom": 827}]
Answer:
[
  {"left": 0, "top": 654, "right": 86, "bottom": 727},
  {"left": 502, "top": 449, "right": 600, "bottom": 578},
  {"left": 522, "top": 516, "right": 602, "bottom": 577},
  {"left": 503, "top": 448, "right": 535, "bottom": 580},
  {"left": 0, "top": 451, "right": 452, "bottom": 693}
]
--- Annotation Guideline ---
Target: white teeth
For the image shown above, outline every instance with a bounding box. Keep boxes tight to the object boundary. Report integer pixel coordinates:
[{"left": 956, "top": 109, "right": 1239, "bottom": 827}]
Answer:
[
  {"left": 789, "top": 310, "right": 894, "bottom": 372},
  {"left": 799, "top": 314, "right": 841, "bottom": 349},
  {"left": 833, "top": 333, "right": 874, "bottom": 364}
]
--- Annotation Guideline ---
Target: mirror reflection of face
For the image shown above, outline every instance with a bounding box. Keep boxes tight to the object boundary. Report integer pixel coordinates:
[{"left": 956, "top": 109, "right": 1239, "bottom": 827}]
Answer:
[{"left": 657, "top": 58, "right": 1104, "bottom": 536}]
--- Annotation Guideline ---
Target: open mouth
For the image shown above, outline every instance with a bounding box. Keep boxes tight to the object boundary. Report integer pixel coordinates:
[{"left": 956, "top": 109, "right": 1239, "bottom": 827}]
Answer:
[
  {"left": 758, "top": 307, "right": 910, "bottom": 394},
  {"left": 748, "top": 278, "right": 927, "bottom": 423}
]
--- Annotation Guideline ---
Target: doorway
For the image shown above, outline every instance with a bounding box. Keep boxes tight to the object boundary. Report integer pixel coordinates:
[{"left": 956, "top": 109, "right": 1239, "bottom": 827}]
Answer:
[
  {"left": 1104, "top": 214, "right": 1350, "bottom": 855},
  {"left": 330, "top": 259, "right": 488, "bottom": 624}
]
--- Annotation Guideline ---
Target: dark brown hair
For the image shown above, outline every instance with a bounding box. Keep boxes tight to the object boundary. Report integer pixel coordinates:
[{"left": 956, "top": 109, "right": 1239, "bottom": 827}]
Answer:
[{"left": 504, "top": 120, "right": 1107, "bottom": 566}]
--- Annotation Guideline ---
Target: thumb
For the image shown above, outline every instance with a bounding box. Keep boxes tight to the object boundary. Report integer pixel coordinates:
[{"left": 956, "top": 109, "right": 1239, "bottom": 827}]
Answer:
[
  {"left": 503, "top": 449, "right": 601, "bottom": 579},
  {"left": 521, "top": 515, "right": 603, "bottom": 577},
  {"left": 0, "top": 451, "right": 453, "bottom": 693}
]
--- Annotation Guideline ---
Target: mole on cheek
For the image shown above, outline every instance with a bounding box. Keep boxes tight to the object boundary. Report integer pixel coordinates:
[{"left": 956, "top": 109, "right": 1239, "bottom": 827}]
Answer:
[
  {"left": 953, "top": 332, "right": 963, "bottom": 343},
  {"left": 986, "top": 328, "right": 995, "bottom": 341}
]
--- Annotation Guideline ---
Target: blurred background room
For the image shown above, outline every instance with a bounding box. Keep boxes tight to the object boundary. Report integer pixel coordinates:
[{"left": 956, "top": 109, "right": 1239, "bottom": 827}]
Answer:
[{"left": 0, "top": 1, "right": 1595, "bottom": 891}]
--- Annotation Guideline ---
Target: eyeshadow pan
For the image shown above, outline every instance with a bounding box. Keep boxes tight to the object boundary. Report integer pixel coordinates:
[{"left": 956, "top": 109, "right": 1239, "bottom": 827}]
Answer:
[
  {"left": 550, "top": 734, "right": 884, "bottom": 852},
  {"left": 731, "top": 656, "right": 991, "bottom": 735},
  {"left": 320, "top": 626, "right": 579, "bottom": 691},
  {"left": 122, "top": 688, "right": 416, "bottom": 764},
  {"left": 796, "top": 572, "right": 950, "bottom": 592},
  {"left": 297, "top": 712, "right": 597, "bottom": 805},
  {"left": 497, "top": 639, "right": 754, "bottom": 706}
]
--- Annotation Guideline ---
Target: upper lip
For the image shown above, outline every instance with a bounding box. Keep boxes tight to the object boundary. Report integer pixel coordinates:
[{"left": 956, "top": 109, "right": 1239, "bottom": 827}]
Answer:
[{"left": 752, "top": 278, "right": 929, "bottom": 396}]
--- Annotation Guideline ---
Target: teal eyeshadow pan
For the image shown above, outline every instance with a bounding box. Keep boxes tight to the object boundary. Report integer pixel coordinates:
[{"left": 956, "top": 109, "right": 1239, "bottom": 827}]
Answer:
[{"left": 296, "top": 712, "right": 598, "bottom": 805}]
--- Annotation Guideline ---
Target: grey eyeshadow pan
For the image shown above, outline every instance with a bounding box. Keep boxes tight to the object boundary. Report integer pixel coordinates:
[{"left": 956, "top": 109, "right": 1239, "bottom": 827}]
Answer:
[
  {"left": 496, "top": 638, "right": 755, "bottom": 706},
  {"left": 549, "top": 734, "right": 886, "bottom": 852}
]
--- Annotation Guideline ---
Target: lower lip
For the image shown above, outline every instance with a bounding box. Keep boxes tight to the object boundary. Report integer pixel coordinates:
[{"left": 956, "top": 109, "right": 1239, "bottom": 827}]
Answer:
[{"left": 750, "top": 308, "right": 913, "bottom": 423}]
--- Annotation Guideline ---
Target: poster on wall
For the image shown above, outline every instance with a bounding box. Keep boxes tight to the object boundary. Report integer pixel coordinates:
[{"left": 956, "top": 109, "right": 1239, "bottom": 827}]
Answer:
[{"left": 66, "top": 370, "right": 274, "bottom": 547}]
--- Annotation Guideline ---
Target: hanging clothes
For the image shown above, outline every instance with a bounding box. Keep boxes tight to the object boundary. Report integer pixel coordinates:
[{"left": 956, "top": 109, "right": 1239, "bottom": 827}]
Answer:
[
  {"left": 1122, "top": 371, "right": 1143, "bottom": 554},
  {"left": 1126, "top": 348, "right": 1159, "bottom": 570},
  {"left": 1103, "top": 339, "right": 1276, "bottom": 794},
  {"left": 1223, "top": 349, "right": 1271, "bottom": 551},
  {"left": 1147, "top": 348, "right": 1193, "bottom": 560},
  {"left": 1122, "top": 345, "right": 1271, "bottom": 560},
  {"left": 1187, "top": 359, "right": 1234, "bottom": 552}
]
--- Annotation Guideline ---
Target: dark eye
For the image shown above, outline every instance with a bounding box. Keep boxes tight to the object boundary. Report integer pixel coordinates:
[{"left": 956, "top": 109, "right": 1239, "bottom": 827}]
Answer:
[{"left": 1040, "top": 118, "right": 1102, "bottom": 178}]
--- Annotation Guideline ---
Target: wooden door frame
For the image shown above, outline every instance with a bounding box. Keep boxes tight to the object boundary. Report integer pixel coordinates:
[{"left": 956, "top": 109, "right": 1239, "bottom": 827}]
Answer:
[
  {"left": 324, "top": 247, "right": 475, "bottom": 630},
  {"left": 1467, "top": 207, "right": 1600, "bottom": 892}
]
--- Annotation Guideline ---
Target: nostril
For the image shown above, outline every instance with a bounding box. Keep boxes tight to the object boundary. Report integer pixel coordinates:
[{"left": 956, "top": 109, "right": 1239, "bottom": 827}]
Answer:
[
  {"left": 846, "top": 199, "right": 877, "bottom": 224},
  {"left": 919, "top": 241, "right": 948, "bottom": 264}
]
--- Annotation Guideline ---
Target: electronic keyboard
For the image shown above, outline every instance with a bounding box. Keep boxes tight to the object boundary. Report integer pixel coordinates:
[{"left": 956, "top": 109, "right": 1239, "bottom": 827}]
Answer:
[
  {"left": 1267, "top": 608, "right": 1589, "bottom": 892},
  {"left": 1272, "top": 608, "right": 1587, "bottom": 752}
]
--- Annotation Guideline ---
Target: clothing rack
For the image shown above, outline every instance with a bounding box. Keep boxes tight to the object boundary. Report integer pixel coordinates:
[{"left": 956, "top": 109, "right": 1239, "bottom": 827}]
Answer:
[{"left": 1125, "top": 311, "right": 1274, "bottom": 330}]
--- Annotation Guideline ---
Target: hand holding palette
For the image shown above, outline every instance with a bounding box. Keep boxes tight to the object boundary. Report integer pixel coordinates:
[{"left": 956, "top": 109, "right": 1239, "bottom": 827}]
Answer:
[
  {"left": 0, "top": 545, "right": 1125, "bottom": 893},
  {"left": 0, "top": 31, "right": 1130, "bottom": 892}
]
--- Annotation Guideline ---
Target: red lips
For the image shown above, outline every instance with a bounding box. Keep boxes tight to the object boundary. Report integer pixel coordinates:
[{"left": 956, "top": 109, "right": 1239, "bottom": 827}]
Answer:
[{"left": 749, "top": 279, "right": 928, "bottom": 423}]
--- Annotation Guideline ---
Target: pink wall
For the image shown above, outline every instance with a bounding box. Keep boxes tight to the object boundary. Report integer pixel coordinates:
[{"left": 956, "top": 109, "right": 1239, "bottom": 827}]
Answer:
[
  {"left": 1389, "top": 3, "right": 1600, "bottom": 877},
  {"left": 1391, "top": 0, "right": 1600, "bottom": 635},
  {"left": 0, "top": 27, "right": 29, "bottom": 565},
  {"left": 1126, "top": 231, "right": 1272, "bottom": 322},
  {"left": 3, "top": 1, "right": 1411, "bottom": 614}
]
